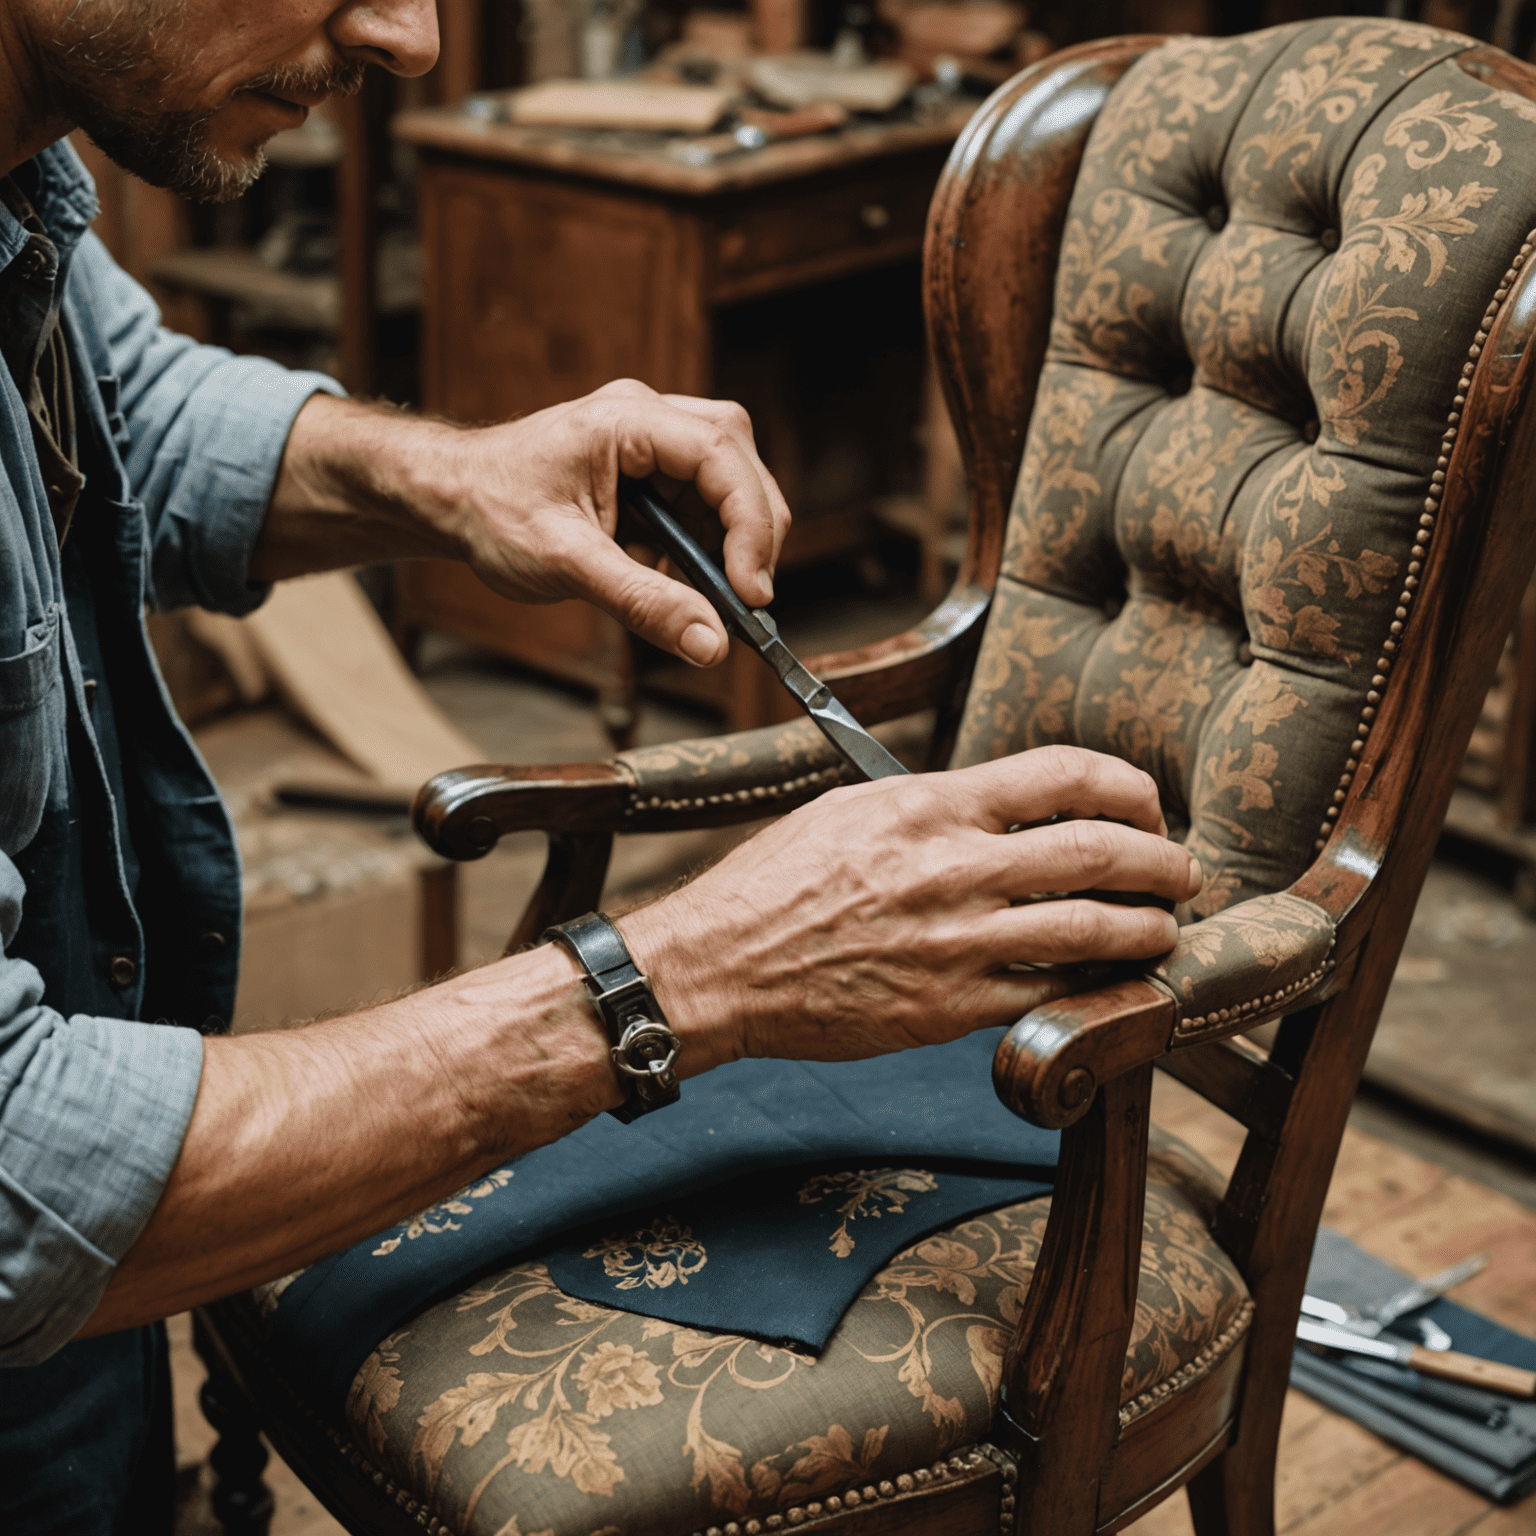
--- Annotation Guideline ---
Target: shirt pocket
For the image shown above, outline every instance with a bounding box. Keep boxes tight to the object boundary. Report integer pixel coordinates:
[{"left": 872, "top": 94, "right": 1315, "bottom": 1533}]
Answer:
[{"left": 0, "top": 607, "right": 65, "bottom": 857}]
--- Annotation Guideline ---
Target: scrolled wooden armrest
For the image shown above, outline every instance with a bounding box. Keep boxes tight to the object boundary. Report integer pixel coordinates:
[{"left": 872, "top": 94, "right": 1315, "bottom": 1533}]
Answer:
[
  {"left": 413, "top": 717, "right": 851, "bottom": 860},
  {"left": 993, "top": 891, "right": 1339, "bottom": 1129}
]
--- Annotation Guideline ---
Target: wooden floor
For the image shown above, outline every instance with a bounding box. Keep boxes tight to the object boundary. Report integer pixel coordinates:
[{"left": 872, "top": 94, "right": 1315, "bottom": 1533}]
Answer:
[{"left": 167, "top": 1067, "right": 1536, "bottom": 1534}]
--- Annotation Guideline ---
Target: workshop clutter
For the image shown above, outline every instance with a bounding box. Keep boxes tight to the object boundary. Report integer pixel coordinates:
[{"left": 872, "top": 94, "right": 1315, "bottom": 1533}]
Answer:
[{"left": 460, "top": 0, "right": 1052, "bottom": 158}]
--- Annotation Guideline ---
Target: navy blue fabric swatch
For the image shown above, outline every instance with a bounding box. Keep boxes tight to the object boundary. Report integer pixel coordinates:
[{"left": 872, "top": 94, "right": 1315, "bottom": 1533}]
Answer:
[
  {"left": 266, "top": 1028, "right": 1058, "bottom": 1412},
  {"left": 542, "top": 1160, "right": 1051, "bottom": 1348}
]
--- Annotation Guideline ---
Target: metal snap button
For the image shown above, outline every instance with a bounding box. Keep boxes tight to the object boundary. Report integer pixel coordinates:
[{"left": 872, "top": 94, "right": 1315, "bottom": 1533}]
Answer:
[
  {"left": 109, "top": 954, "right": 137, "bottom": 988},
  {"left": 199, "top": 931, "right": 227, "bottom": 956}
]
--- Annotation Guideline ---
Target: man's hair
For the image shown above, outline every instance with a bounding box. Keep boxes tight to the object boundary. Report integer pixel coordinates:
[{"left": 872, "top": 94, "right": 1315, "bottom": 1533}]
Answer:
[{"left": 51, "top": 0, "right": 364, "bottom": 204}]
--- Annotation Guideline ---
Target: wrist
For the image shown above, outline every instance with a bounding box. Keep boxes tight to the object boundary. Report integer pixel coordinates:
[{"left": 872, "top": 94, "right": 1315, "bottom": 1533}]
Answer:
[
  {"left": 276, "top": 394, "right": 468, "bottom": 562},
  {"left": 617, "top": 899, "right": 745, "bottom": 1077},
  {"left": 426, "top": 942, "right": 626, "bottom": 1158}
]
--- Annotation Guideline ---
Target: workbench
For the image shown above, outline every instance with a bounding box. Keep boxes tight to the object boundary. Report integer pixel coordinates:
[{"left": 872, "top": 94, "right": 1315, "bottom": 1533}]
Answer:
[{"left": 389, "top": 103, "right": 972, "bottom": 742}]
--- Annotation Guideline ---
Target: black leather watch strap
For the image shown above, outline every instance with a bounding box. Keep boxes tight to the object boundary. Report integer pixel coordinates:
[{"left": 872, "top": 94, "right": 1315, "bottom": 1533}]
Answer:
[{"left": 545, "top": 912, "right": 682, "bottom": 1123}]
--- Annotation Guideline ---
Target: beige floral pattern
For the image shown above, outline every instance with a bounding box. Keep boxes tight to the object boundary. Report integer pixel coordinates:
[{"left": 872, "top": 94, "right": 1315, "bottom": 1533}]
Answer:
[
  {"left": 796, "top": 1168, "right": 940, "bottom": 1258},
  {"left": 372, "top": 1169, "right": 517, "bottom": 1257},
  {"left": 337, "top": 1129, "right": 1248, "bottom": 1535},
  {"left": 956, "top": 18, "right": 1536, "bottom": 913},
  {"left": 582, "top": 1217, "right": 709, "bottom": 1290}
]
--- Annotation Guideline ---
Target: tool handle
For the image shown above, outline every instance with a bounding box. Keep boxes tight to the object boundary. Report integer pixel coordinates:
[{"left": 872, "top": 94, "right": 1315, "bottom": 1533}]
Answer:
[
  {"left": 618, "top": 476, "right": 759, "bottom": 637},
  {"left": 1409, "top": 1346, "right": 1536, "bottom": 1398}
]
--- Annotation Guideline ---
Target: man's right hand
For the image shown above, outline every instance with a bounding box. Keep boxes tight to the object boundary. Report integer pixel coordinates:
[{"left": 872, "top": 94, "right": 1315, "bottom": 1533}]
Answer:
[{"left": 623, "top": 744, "right": 1202, "bottom": 1069}]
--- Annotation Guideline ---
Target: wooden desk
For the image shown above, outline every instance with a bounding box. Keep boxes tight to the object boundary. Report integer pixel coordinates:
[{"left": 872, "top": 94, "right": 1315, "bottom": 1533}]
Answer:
[{"left": 390, "top": 104, "right": 971, "bottom": 742}]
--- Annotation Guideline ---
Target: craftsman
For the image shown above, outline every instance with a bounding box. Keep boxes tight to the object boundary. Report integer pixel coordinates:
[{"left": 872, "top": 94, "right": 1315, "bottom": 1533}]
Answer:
[{"left": 0, "top": 1, "right": 1201, "bottom": 1528}]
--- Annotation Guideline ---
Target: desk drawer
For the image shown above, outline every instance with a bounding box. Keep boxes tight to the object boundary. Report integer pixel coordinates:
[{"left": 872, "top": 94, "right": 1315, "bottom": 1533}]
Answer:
[{"left": 709, "top": 162, "right": 938, "bottom": 299}]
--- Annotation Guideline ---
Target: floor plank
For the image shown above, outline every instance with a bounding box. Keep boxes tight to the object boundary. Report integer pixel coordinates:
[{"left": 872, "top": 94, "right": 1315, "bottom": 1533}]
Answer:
[{"left": 1286, "top": 1454, "right": 1494, "bottom": 1536}]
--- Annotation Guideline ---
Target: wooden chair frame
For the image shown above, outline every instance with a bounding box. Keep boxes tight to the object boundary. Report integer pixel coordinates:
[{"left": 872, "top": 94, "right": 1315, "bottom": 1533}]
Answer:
[{"left": 197, "top": 35, "right": 1536, "bottom": 1536}]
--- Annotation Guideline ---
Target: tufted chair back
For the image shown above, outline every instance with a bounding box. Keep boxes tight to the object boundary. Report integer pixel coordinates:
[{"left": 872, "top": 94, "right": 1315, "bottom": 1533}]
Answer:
[{"left": 949, "top": 18, "right": 1536, "bottom": 916}]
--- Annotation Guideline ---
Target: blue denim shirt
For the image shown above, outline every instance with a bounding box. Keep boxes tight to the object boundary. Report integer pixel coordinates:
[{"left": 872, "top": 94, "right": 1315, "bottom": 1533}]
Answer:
[{"left": 0, "top": 141, "right": 342, "bottom": 1364}]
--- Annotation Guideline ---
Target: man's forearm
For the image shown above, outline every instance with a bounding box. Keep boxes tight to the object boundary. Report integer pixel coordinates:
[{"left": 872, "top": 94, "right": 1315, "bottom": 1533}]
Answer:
[
  {"left": 250, "top": 393, "right": 465, "bottom": 580},
  {"left": 78, "top": 936, "right": 703, "bottom": 1337}
]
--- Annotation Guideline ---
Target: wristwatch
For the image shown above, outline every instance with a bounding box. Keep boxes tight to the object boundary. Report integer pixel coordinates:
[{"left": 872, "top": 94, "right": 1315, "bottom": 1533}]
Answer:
[{"left": 545, "top": 912, "right": 682, "bottom": 1123}]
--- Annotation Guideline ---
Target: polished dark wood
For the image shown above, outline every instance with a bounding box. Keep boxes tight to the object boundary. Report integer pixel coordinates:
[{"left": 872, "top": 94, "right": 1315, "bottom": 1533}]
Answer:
[
  {"left": 503, "top": 832, "right": 614, "bottom": 953},
  {"left": 997, "top": 1064, "right": 1153, "bottom": 1531}
]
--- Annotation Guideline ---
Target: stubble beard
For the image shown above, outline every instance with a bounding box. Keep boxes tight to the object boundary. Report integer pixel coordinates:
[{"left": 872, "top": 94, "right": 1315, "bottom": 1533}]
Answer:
[{"left": 49, "top": 2, "right": 364, "bottom": 204}]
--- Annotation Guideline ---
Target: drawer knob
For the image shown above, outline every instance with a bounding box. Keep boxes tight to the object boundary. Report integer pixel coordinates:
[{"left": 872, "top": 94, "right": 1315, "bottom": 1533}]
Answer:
[{"left": 860, "top": 203, "right": 891, "bottom": 230}]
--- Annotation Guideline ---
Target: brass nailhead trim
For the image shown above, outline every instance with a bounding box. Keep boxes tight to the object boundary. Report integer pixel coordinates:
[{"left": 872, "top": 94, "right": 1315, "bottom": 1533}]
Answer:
[
  {"left": 625, "top": 765, "right": 848, "bottom": 819},
  {"left": 1117, "top": 1299, "right": 1256, "bottom": 1428},
  {"left": 690, "top": 1446, "right": 998, "bottom": 1536},
  {"left": 1174, "top": 958, "right": 1334, "bottom": 1037},
  {"left": 1313, "top": 230, "right": 1536, "bottom": 855}
]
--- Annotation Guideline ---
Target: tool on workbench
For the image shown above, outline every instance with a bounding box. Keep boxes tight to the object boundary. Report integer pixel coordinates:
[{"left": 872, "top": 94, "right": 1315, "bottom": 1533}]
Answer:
[
  {"left": 617, "top": 476, "right": 908, "bottom": 782},
  {"left": 1296, "top": 1316, "right": 1536, "bottom": 1397}
]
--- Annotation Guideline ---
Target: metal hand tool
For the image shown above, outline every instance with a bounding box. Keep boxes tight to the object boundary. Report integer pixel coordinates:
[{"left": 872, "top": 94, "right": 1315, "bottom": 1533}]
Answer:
[
  {"left": 1367, "top": 1251, "right": 1490, "bottom": 1333},
  {"left": 1295, "top": 1316, "right": 1536, "bottom": 1398},
  {"left": 618, "top": 476, "right": 908, "bottom": 782}
]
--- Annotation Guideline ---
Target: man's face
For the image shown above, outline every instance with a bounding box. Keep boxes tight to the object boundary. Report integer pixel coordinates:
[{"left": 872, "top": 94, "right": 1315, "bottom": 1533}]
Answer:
[{"left": 45, "top": 0, "right": 437, "bottom": 202}]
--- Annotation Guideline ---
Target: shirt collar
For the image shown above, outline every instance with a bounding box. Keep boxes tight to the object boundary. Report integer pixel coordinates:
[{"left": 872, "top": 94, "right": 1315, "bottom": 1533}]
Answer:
[{"left": 0, "top": 138, "right": 100, "bottom": 273}]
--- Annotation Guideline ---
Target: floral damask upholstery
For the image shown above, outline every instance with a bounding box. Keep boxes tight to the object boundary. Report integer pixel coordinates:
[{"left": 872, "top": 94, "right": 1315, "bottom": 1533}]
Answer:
[
  {"left": 953, "top": 17, "right": 1536, "bottom": 916},
  {"left": 335, "top": 1128, "right": 1247, "bottom": 1536}
]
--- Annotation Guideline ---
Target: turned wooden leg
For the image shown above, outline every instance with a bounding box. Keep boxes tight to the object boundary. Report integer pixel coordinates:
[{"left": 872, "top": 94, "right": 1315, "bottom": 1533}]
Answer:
[{"left": 196, "top": 1364, "right": 275, "bottom": 1536}]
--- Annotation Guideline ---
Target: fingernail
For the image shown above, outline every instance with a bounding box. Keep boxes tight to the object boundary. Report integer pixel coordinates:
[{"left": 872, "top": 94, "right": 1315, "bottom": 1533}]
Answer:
[
  {"left": 1187, "top": 854, "right": 1203, "bottom": 889},
  {"left": 680, "top": 623, "right": 721, "bottom": 666},
  {"left": 757, "top": 567, "right": 774, "bottom": 603}
]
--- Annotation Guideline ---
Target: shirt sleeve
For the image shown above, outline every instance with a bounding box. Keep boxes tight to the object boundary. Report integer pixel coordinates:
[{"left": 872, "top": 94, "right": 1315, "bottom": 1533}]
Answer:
[
  {"left": 66, "top": 231, "right": 345, "bottom": 617},
  {"left": 0, "top": 851, "right": 204, "bottom": 1365}
]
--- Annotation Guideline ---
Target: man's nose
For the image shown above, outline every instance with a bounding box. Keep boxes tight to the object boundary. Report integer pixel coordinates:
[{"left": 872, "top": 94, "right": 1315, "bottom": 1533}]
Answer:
[{"left": 331, "top": 0, "right": 439, "bottom": 78}]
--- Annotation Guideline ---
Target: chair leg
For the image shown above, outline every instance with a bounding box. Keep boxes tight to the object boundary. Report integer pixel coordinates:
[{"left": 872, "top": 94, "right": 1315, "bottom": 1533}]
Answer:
[
  {"left": 197, "top": 1365, "right": 276, "bottom": 1536},
  {"left": 1184, "top": 1428, "right": 1277, "bottom": 1536}
]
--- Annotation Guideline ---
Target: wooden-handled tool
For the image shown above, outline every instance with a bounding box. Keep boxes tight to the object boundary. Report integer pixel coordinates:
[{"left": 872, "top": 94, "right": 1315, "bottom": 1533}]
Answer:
[{"left": 1296, "top": 1317, "right": 1536, "bottom": 1398}]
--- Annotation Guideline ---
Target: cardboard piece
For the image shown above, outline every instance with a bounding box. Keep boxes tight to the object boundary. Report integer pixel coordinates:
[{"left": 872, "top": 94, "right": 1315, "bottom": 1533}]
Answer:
[
  {"left": 745, "top": 53, "right": 916, "bottom": 112},
  {"left": 242, "top": 570, "right": 483, "bottom": 796},
  {"left": 506, "top": 79, "right": 733, "bottom": 132}
]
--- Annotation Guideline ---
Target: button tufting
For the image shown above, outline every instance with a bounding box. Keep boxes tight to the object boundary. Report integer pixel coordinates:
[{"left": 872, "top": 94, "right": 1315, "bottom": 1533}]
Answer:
[
  {"left": 1319, "top": 227, "right": 1340, "bottom": 252},
  {"left": 1204, "top": 204, "right": 1228, "bottom": 232},
  {"left": 1302, "top": 419, "right": 1320, "bottom": 444}
]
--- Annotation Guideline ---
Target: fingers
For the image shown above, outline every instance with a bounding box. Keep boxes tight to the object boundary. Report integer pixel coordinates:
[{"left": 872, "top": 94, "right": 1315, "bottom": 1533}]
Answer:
[
  {"left": 986, "top": 898, "right": 1182, "bottom": 965},
  {"left": 555, "top": 523, "right": 729, "bottom": 665},
  {"left": 659, "top": 394, "right": 792, "bottom": 599},
  {"left": 590, "top": 383, "right": 787, "bottom": 608},
  {"left": 947, "top": 745, "right": 1170, "bottom": 837},
  {"left": 990, "top": 816, "right": 1202, "bottom": 903}
]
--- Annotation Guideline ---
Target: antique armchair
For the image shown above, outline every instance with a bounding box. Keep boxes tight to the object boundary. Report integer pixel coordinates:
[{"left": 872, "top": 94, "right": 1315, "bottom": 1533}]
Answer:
[{"left": 194, "top": 19, "right": 1536, "bottom": 1536}]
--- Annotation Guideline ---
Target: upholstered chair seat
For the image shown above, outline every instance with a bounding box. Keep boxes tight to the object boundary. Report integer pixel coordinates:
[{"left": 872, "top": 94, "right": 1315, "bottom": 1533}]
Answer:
[
  {"left": 205, "top": 1129, "right": 1246, "bottom": 1534},
  {"left": 195, "top": 18, "right": 1536, "bottom": 1536}
]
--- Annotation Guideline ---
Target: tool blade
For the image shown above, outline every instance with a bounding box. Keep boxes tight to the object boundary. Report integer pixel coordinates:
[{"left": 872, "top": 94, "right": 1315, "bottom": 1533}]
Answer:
[
  {"left": 1296, "top": 1317, "right": 1408, "bottom": 1362},
  {"left": 1300, "top": 1294, "right": 1382, "bottom": 1338},
  {"left": 1368, "top": 1252, "right": 1490, "bottom": 1330},
  {"left": 617, "top": 475, "right": 911, "bottom": 784},
  {"left": 805, "top": 700, "right": 908, "bottom": 781}
]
